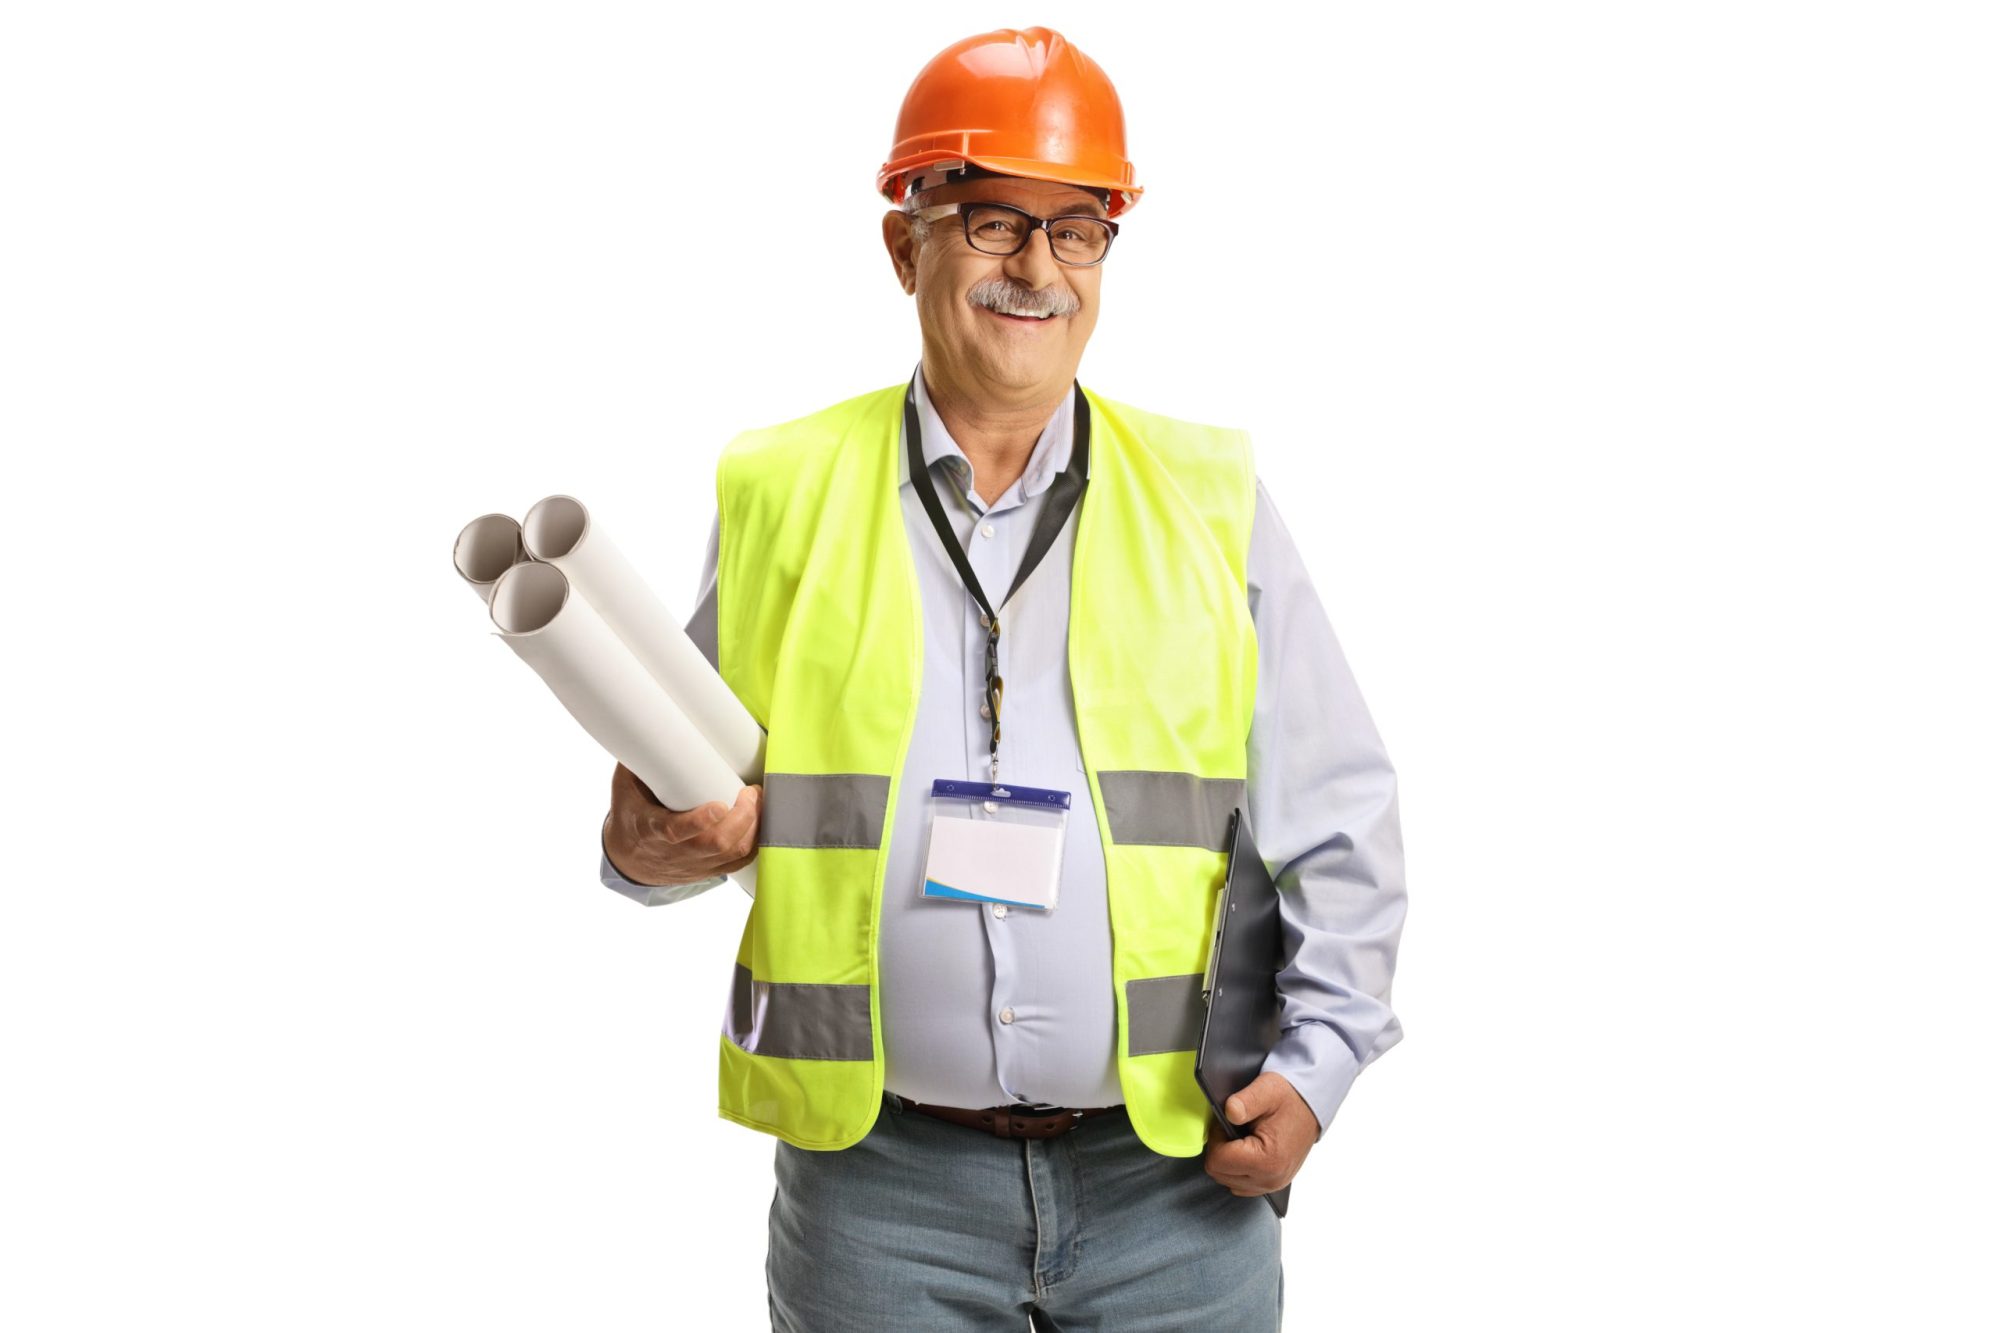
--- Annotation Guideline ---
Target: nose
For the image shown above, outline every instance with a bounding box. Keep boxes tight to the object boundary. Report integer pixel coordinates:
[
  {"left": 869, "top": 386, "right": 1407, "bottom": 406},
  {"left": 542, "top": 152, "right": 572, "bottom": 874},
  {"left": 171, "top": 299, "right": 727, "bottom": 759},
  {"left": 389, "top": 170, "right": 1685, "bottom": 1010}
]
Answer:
[{"left": 1002, "top": 222, "right": 1066, "bottom": 292}]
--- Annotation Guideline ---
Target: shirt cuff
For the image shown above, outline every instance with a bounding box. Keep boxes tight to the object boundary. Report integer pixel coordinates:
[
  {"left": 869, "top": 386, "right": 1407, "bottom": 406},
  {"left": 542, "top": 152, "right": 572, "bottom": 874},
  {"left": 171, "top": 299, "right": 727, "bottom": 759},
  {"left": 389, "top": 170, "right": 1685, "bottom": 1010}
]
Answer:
[
  {"left": 600, "top": 827, "right": 726, "bottom": 907},
  {"left": 1260, "top": 1021, "right": 1364, "bottom": 1141}
]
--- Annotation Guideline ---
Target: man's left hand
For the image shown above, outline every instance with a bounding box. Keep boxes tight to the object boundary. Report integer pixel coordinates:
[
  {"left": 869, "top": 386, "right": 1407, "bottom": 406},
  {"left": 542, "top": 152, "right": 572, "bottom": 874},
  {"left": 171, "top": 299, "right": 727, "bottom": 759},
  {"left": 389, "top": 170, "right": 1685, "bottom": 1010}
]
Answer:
[{"left": 1202, "top": 1071, "right": 1318, "bottom": 1197}]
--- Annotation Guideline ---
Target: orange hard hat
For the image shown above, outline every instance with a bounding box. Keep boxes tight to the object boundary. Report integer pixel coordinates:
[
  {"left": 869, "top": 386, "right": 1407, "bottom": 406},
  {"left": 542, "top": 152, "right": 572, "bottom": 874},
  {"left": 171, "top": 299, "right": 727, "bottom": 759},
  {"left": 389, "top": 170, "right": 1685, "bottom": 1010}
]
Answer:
[{"left": 877, "top": 27, "right": 1143, "bottom": 218}]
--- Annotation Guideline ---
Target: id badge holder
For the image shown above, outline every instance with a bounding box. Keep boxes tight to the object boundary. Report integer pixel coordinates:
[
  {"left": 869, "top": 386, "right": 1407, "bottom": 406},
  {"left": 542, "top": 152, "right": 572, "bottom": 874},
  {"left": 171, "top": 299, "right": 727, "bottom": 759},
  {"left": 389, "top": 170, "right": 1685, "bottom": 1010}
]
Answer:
[{"left": 918, "top": 779, "right": 1072, "bottom": 912}]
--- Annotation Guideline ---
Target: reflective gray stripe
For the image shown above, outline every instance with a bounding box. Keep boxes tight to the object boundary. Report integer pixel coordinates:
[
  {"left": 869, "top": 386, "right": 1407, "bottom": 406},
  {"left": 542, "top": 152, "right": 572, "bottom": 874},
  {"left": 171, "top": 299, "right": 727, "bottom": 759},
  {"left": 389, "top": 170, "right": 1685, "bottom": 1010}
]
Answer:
[
  {"left": 759, "top": 772, "right": 892, "bottom": 849},
  {"left": 1125, "top": 973, "right": 1207, "bottom": 1056},
  {"left": 1098, "top": 772, "right": 1245, "bottom": 850},
  {"left": 726, "top": 964, "right": 873, "bottom": 1061}
]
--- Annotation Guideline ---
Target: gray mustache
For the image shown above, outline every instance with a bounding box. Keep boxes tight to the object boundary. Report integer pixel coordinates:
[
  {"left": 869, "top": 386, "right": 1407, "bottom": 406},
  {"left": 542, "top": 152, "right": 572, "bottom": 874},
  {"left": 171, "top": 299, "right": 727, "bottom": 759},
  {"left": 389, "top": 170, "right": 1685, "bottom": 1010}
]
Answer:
[{"left": 967, "top": 277, "right": 1079, "bottom": 319}]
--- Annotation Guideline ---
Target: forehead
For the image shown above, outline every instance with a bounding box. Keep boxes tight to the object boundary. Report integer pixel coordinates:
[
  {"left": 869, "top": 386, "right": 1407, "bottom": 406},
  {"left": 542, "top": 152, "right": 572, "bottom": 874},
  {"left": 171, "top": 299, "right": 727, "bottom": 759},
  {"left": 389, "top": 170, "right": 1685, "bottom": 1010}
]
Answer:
[{"left": 920, "top": 176, "right": 1109, "bottom": 217}]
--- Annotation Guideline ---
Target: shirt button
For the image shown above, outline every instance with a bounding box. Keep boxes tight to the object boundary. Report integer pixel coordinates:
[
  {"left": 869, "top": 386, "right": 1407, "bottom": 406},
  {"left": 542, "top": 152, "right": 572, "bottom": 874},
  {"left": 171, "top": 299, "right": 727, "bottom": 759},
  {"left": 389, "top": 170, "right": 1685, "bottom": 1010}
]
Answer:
[
  {"left": 992, "top": 903, "right": 1009, "bottom": 919},
  {"left": 979, "top": 703, "right": 991, "bottom": 719},
  {"left": 999, "top": 1007, "right": 1015, "bottom": 1024},
  {"left": 982, "top": 800, "right": 999, "bottom": 813},
  {"left": 980, "top": 523, "right": 995, "bottom": 538}
]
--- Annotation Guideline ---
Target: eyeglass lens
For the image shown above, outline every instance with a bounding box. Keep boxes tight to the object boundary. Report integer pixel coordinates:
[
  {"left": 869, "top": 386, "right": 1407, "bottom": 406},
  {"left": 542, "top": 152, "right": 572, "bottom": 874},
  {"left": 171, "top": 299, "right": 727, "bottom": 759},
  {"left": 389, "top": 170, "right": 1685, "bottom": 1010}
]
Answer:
[{"left": 963, "top": 204, "right": 1112, "bottom": 264}]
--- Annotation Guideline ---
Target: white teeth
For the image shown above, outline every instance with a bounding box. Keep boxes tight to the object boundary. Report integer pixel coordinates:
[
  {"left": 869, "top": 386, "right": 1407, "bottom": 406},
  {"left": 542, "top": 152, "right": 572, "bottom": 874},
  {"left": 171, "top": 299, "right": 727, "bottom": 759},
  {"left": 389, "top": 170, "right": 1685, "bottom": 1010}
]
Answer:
[{"left": 995, "top": 305, "right": 1052, "bottom": 319}]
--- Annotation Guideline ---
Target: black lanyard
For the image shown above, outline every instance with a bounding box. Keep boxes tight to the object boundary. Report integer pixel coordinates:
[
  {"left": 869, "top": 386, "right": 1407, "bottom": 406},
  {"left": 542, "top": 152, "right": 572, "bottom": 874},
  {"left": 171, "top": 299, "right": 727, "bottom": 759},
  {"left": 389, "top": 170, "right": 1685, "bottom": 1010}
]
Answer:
[{"left": 904, "top": 369, "right": 1091, "bottom": 781}]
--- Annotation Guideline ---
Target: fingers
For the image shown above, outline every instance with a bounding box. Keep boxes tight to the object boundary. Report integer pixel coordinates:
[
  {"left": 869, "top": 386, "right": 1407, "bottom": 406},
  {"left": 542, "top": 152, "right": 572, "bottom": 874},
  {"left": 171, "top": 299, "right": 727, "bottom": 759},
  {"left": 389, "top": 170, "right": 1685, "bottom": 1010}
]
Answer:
[
  {"left": 731, "top": 784, "right": 763, "bottom": 855},
  {"left": 1206, "top": 1132, "right": 1300, "bottom": 1197},
  {"left": 1204, "top": 1154, "right": 1269, "bottom": 1196},
  {"left": 658, "top": 784, "right": 761, "bottom": 869},
  {"left": 1207, "top": 1166, "right": 1275, "bottom": 1197},
  {"left": 1206, "top": 1135, "right": 1266, "bottom": 1176},
  {"left": 1208, "top": 1171, "right": 1269, "bottom": 1195},
  {"left": 608, "top": 765, "right": 763, "bottom": 873},
  {"left": 659, "top": 795, "right": 733, "bottom": 844},
  {"left": 699, "top": 785, "right": 762, "bottom": 860},
  {"left": 613, "top": 767, "right": 734, "bottom": 843},
  {"left": 1204, "top": 1131, "right": 1278, "bottom": 1193}
]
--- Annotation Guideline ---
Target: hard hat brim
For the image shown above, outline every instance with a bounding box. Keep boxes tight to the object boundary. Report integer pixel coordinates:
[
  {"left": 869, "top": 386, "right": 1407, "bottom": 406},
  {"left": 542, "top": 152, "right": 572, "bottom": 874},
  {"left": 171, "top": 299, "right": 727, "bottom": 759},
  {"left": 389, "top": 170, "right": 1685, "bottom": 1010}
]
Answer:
[{"left": 879, "top": 152, "right": 1142, "bottom": 217}]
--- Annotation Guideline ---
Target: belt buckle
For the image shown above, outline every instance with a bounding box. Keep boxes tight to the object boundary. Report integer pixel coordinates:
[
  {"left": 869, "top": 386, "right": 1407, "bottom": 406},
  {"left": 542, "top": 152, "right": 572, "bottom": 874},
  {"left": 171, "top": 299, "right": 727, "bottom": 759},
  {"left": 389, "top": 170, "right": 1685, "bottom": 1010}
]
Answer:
[
  {"left": 1003, "top": 1104, "right": 1082, "bottom": 1139},
  {"left": 893, "top": 1094, "right": 1096, "bottom": 1140}
]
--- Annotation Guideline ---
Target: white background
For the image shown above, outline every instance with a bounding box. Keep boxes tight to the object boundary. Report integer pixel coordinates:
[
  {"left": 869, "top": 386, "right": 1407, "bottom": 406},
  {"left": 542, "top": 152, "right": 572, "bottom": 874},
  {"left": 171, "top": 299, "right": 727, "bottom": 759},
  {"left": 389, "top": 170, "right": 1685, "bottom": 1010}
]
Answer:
[{"left": 5, "top": 2, "right": 1995, "bottom": 1328}]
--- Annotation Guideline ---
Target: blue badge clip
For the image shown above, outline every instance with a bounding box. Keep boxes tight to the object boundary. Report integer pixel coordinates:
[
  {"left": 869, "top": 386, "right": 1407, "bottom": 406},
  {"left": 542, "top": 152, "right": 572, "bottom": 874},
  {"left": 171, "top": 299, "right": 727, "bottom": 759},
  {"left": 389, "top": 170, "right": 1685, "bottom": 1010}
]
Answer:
[{"left": 929, "top": 779, "right": 1072, "bottom": 811}]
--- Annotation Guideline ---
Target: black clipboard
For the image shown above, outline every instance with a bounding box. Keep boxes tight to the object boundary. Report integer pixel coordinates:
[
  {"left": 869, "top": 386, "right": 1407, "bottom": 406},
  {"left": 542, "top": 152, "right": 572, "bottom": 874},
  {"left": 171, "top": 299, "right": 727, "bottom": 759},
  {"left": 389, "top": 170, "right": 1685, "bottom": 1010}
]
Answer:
[{"left": 1193, "top": 807, "right": 1292, "bottom": 1218}]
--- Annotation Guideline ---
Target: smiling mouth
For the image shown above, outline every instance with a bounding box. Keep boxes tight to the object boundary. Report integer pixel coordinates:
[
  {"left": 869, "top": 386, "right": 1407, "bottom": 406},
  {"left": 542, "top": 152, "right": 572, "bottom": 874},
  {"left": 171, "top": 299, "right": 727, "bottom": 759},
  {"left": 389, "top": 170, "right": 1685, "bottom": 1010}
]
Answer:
[{"left": 983, "top": 307, "right": 1060, "bottom": 324}]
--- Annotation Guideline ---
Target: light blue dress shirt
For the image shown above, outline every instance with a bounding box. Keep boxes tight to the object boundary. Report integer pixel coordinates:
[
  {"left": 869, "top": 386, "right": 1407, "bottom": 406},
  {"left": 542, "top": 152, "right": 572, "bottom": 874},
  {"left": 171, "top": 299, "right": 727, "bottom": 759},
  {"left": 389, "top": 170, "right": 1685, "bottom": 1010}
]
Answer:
[{"left": 602, "top": 369, "right": 1406, "bottom": 1134}]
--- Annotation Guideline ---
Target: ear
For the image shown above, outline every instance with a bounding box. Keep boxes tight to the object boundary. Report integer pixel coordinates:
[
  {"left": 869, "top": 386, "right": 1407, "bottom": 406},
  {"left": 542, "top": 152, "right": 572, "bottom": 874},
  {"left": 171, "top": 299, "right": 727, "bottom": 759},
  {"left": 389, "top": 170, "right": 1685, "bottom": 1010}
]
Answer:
[{"left": 882, "top": 209, "right": 919, "bottom": 296}]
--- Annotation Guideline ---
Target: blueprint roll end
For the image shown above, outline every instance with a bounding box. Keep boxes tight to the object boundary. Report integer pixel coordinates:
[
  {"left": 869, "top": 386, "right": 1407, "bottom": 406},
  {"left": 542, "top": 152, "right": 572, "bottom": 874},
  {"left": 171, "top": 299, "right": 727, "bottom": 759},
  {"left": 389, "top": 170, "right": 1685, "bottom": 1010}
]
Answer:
[
  {"left": 453, "top": 512, "right": 526, "bottom": 602},
  {"left": 489, "top": 560, "right": 569, "bottom": 636},
  {"left": 522, "top": 494, "right": 590, "bottom": 563}
]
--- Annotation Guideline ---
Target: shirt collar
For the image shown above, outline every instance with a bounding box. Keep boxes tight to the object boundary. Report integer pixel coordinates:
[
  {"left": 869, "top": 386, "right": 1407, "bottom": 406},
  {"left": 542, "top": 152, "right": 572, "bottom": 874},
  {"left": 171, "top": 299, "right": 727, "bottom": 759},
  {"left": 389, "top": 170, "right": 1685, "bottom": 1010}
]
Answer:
[{"left": 897, "top": 365, "right": 1090, "bottom": 496}]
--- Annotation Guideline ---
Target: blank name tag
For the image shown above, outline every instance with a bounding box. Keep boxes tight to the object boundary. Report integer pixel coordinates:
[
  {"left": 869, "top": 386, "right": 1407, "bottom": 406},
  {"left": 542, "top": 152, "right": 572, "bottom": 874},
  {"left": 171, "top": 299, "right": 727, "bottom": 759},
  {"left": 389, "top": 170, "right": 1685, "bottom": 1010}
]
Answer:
[{"left": 920, "top": 812, "right": 1064, "bottom": 911}]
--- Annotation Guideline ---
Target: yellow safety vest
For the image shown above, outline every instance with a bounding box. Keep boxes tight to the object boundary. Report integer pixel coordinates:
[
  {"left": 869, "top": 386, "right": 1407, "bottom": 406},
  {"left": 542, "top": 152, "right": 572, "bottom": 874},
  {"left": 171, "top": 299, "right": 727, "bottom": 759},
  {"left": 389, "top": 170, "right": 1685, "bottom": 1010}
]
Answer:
[{"left": 712, "top": 380, "right": 1258, "bottom": 1156}]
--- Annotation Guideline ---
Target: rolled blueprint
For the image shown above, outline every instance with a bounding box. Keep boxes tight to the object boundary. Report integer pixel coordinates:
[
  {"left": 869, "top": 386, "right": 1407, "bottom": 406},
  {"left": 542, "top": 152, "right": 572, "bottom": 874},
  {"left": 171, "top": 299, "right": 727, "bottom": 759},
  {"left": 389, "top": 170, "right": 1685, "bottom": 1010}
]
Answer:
[
  {"left": 522, "top": 494, "right": 766, "bottom": 783},
  {"left": 489, "top": 560, "right": 756, "bottom": 896},
  {"left": 452, "top": 513, "right": 528, "bottom": 603}
]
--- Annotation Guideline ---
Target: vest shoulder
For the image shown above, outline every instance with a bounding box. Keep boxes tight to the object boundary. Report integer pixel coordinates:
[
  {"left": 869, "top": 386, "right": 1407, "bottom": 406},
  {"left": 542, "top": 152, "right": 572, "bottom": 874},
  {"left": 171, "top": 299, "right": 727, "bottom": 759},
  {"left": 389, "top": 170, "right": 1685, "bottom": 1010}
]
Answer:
[
  {"left": 1086, "top": 390, "right": 1247, "bottom": 445},
  {"left": 1085, "top": 389, "right": 1253, "bottom": 471},
  {"left": 720, "top": 383, "right": 904, "bottom": 473},
  {"left": 1085, "top": 388, "right": 1257, "bottom": 576},
  {"left": 1084, "top": 388, "right": 1255, "bottom": 491}
]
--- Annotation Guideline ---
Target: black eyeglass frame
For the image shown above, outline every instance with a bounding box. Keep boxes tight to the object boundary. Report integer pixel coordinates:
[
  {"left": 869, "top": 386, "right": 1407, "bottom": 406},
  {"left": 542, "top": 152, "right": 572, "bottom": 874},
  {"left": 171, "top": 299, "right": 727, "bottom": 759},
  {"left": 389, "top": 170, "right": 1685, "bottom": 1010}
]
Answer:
[{"left": 909, "top": 200, "right": 1121, "bottom": 267}]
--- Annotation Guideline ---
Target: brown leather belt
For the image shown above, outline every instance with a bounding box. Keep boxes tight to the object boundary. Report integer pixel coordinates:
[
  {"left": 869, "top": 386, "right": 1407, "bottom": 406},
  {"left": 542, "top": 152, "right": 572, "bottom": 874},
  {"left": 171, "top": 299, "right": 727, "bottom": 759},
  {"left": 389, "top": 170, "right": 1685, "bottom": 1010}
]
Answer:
[{"left": 892, "top": 1093, "right": 1121, "bottom": 1140}]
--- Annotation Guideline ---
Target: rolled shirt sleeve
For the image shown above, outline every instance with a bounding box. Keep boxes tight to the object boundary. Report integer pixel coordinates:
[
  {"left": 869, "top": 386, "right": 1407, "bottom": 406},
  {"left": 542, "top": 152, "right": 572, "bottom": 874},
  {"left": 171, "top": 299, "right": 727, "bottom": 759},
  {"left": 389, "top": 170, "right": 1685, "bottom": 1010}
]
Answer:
[
  {"left": 1243, "top": 477, "right": 1408, "bottom": 1138},
  {"left": 596, "top": 512, "right": 731, "bottom": 906}
]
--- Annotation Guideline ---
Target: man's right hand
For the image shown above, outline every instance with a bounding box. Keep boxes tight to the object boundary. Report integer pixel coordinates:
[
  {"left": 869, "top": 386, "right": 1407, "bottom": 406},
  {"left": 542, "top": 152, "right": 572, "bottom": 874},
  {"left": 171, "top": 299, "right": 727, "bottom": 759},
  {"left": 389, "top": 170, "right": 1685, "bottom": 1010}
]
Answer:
[{"left": 603, "top": 762, "right": 762, "bottom": 888}]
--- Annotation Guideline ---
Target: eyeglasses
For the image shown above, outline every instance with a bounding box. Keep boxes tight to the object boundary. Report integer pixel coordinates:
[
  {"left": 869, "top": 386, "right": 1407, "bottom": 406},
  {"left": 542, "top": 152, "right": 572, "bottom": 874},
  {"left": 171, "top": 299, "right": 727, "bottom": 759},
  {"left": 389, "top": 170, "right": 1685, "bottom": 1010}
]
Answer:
[{"left": 910, "top": 201, "right": 1120, "bottom": 267}]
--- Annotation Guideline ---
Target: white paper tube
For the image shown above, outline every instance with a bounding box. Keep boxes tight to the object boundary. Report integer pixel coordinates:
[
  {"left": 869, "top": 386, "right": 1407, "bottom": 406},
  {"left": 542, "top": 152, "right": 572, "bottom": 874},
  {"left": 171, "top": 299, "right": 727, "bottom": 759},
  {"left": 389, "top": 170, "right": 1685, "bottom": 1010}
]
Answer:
[
  {"left": 490, "top": 560, "right": 757, "bottom": 896},
  {"left": 452, "top": 513, "right": 527, "bottom": 603},
  {"left": 522, "top": 494, "right": 766, "bottom": 783}
]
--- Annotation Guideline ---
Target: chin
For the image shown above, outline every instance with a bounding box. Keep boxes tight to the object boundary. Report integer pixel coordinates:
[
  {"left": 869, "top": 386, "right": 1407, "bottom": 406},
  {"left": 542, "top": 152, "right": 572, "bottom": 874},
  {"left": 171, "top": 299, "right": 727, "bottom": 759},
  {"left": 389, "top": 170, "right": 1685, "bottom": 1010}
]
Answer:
[
  {"left": 972, "top": 340, "right": 1071, "bottom": 384},
  {"left": 985, "top": 360, "right": 1067, "bottom": 392}
]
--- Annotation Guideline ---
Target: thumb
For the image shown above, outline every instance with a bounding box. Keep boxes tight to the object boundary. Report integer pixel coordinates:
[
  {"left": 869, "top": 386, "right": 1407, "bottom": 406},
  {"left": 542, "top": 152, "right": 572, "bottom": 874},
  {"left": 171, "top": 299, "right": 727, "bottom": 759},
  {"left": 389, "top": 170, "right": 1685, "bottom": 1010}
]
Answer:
[{"left": 1225, "top": 1079, "right": 1269, "bottom": 1126}]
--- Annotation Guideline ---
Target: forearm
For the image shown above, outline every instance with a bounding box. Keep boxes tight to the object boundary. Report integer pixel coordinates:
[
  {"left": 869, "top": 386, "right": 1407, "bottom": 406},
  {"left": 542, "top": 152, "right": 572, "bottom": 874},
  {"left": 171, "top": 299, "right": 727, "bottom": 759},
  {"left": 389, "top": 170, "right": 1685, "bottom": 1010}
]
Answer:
[
  {"left": 1244, "top": 475, "right": 1409, "bottom": 1137},
  {"left": 1259, "top": 767, "right": 1406, "bottom": 1137}
]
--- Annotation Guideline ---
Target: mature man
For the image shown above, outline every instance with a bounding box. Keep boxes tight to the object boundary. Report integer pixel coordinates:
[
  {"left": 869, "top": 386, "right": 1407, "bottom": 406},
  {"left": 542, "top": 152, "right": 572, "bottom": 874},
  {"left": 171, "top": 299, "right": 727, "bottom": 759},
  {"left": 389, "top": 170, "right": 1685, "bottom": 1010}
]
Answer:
[{"left": 599, "top": 27, "right": 1405, "bottom": 1331}]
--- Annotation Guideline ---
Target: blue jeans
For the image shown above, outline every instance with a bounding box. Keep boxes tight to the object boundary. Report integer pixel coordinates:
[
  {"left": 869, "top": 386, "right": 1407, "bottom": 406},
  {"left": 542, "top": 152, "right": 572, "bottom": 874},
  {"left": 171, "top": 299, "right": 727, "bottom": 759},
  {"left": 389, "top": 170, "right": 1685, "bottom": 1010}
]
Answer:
[{"left": 767, "top": 1092, "right": 1282, "bottom": 1331}]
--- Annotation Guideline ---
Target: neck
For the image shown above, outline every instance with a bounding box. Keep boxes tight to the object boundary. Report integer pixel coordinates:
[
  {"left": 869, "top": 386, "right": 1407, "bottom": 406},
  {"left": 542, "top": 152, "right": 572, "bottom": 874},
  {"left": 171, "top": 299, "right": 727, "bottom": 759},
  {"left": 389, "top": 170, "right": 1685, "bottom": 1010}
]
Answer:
[{"left": 922, "top": 368, "right": 1067, "bottom": 506}]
